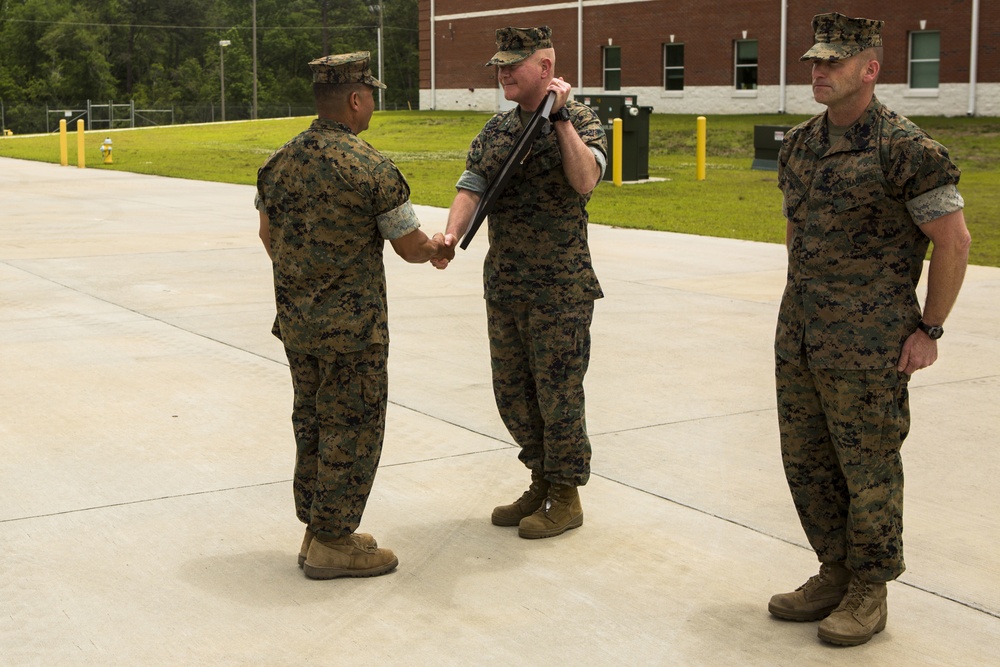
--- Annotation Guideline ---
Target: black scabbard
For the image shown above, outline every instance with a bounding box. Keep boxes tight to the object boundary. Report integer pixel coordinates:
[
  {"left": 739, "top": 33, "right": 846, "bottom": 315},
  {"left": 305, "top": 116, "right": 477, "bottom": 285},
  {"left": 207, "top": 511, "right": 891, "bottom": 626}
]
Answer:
[{"left": 460, "top": 91, "right": 557, "bottom": 250}]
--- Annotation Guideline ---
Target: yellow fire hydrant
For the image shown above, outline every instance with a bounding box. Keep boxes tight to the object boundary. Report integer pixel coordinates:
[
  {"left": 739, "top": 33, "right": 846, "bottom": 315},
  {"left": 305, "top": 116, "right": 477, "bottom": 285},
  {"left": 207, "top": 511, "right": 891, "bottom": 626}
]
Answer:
[{"left": 100, "top": 137, "right": 113, "bottom": 164}]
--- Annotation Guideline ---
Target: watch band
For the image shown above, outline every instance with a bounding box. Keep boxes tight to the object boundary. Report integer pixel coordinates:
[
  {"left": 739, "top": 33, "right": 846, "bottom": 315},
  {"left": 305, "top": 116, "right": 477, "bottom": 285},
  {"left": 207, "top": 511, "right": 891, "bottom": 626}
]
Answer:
[
  {"left": 917, "top": 321, "right": 944, "bottom": 339},
  {"left": 549, "top": 107, "right": 570, "bottom": 123}
]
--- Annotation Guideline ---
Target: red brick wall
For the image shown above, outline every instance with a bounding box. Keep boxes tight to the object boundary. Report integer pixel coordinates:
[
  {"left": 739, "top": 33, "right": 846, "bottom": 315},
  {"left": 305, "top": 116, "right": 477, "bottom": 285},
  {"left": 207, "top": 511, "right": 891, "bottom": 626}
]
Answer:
[{"left": 420, "top": 0, "right": 996, "bottom": 90}]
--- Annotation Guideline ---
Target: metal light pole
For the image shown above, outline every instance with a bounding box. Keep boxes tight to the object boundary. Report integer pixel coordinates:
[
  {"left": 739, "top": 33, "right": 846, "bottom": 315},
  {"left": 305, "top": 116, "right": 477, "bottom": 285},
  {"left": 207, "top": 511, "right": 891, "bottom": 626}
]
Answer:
[
  {"left": 252, "top": 0, "right": 258, "bottom": 120},
  {"left": 369, "top": 3, "right": 384, "bottom": 111},
  {"left": 378, "top": 5, "right": 384, "bottom": 111},
  {"left": 219, "top": 40, "right": 231, "bottom": 121}
]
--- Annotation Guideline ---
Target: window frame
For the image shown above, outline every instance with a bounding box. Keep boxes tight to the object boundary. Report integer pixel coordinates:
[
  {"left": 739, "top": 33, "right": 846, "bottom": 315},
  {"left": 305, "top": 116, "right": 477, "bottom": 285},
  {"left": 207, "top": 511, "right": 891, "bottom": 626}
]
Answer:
[
  {"left": 734, "top": 39, "right": 758, "bottom": 90},
  {"left": 909, "top": 30, "right": 941, "bottom": 90},
  {"left": 603, "top": 45, "right": 621, "bottom": 91},
  {"left": 663, "top": 43, "right": 685, "bottom": 91}
]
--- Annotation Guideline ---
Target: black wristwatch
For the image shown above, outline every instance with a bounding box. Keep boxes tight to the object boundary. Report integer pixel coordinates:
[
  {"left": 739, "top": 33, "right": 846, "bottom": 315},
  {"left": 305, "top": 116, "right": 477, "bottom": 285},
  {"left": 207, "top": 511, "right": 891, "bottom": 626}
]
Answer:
[
  {"left": 917, "top": 321, "right": 944, "bottom": 340},
  {"left": 549, "top": 107, "right": 570, "bottom": 123}
]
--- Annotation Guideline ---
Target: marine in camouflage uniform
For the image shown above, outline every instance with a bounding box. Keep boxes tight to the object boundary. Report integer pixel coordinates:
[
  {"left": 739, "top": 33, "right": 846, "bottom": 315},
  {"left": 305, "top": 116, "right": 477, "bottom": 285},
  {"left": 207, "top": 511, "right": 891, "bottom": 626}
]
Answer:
[
  {"left": 256, "top": 52, "right": 452, "bottom": 578},
  {"left": 442, "top": 26, "right": 607, "bottom": 539},
  {"left": 768, "top": 14, "right": 971, "bottom": 645}
]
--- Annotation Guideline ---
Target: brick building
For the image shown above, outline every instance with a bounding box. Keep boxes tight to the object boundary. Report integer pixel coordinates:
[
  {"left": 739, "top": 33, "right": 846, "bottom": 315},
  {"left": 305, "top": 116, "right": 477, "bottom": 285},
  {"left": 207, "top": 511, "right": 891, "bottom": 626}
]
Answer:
[{"left": 419, "top": 0, "right": 998, "bottom": 116}]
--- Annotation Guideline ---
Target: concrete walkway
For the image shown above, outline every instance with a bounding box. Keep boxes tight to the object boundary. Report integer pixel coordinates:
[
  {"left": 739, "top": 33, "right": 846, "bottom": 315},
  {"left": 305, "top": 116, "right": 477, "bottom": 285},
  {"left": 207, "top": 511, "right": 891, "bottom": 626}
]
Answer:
[{"left": 1, "top": 157, "right": 998, "bottom": 665}]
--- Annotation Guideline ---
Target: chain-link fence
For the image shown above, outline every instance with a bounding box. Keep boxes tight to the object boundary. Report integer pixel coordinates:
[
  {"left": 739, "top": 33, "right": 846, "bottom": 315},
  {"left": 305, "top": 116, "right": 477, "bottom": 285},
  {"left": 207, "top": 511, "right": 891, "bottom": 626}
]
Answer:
[{"left": 0, "top": 101, "right": 426, "bottom": 135}]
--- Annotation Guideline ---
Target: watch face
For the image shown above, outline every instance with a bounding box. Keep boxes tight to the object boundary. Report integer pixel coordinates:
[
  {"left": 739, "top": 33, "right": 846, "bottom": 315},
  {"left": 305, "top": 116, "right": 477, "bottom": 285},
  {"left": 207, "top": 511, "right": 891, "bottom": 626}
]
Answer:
[{"left": 919, "top": 322, "right": 944, "bottom": 339}]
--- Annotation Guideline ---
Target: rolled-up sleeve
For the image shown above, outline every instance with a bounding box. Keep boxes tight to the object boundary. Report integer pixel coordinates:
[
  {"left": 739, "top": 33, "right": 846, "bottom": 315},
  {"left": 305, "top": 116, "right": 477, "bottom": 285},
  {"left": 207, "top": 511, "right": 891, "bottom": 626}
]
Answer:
[
  {"left": 376, "top": 200, "right": 420, "bottom": 239},
  {"left": 906, "top": 184, "right": 965, "bottom": 225}
]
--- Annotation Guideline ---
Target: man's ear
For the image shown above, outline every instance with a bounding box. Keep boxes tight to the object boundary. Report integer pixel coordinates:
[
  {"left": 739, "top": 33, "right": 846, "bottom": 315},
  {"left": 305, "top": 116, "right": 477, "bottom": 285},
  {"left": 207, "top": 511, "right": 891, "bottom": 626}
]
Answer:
[
  {"left": 864, "top": 58, "right": 880, "bottom": 83},
  {"left": 539, "top": 57, "right": 552, "bottom": 78}
]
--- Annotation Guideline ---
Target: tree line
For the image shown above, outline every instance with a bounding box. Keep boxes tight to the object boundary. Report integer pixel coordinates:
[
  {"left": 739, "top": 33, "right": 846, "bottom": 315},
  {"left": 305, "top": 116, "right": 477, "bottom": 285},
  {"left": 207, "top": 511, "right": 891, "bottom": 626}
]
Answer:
[{"left": 0, "top": 0, "right": 419, "bottom": 134}]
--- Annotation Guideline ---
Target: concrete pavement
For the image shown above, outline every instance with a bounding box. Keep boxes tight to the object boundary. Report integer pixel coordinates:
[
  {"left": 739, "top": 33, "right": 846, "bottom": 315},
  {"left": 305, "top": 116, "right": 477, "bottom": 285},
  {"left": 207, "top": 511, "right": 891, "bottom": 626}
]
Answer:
[{"left": 1, "top": 157, "right": 998, "bottom": 665}]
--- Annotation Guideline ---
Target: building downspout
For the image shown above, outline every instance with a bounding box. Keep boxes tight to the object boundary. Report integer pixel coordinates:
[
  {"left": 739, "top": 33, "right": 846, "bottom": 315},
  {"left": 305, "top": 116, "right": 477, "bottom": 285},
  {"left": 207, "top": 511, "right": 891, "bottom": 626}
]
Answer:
[
  {"left": 968, "top": 0, "right": 980, "bottom": 116},
  {"left": 430, "top": 0, "right": 437, "bottom": 110},
  {"left": 779, "top": 0, "right": 788, "bottom": 113}
]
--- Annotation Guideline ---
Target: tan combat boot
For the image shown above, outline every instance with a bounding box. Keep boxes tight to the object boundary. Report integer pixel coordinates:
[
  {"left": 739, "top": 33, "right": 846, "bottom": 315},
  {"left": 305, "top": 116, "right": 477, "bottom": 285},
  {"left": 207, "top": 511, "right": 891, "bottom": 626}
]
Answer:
[
  {"left": 298, "top": 527, "right": 376, "bottom": 568},
  {"left": 517, "top": 483, "right": 583, "bottom": 539},
  {"left": 302, "top": 533, "right": 397, "bottom": 580},
  {"left": 492, "top": 471, "right": 550, "bottom": 526},
  {"left": 768, "top": 562, "right": 851, "bottom": 621},
  {"left": 817, "top": 578, "right": 888, "bottom": 646}
]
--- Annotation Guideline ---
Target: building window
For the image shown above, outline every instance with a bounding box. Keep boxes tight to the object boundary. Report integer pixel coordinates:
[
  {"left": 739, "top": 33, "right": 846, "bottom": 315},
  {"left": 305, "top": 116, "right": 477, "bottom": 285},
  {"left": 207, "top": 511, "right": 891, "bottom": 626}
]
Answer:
[
  {"left": 604, "top": 46, "right": 621, "bottom": 91},
  {"left": 664, "top": 43, "right": 684, "bottom": 91},
  {"left": 910, "top": 31, "right": 940, "bottom": 89},
  {"left": 734, "top": 39, "right": 758, "bottom": 90}
]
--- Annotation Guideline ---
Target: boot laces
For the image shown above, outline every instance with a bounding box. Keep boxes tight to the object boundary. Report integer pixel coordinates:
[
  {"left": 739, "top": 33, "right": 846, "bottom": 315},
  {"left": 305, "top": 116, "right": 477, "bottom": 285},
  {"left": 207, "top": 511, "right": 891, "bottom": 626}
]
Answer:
[
  {"left": 841, "top": 579, "right": 873, "bottom": 612},
  {"left": 515, "top": 480, "right": 545, "bottom": 505},
  {"left": 800, "top": 564, "right": 840, "bottom": 592}
]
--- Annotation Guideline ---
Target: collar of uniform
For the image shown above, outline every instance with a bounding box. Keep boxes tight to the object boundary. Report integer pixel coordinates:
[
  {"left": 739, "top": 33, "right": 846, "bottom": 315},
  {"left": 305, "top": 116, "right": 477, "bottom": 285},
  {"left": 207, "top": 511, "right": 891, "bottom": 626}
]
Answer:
[
  {"left": 496, "top": 106, "right": 523, "bottom": 133},
  {"left": 312, "top": 117, "right": 355, "bottom": 135},
  {"left": 806, "top": 95, "right": 882, "bottom": 158}
]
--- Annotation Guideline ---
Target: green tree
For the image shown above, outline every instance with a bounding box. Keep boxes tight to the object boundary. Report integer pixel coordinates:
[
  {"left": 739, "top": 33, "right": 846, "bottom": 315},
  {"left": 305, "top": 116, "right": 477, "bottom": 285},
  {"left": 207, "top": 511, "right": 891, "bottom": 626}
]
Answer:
[{"left": 0, "top": 0, "right": 421, "bottom": 132}]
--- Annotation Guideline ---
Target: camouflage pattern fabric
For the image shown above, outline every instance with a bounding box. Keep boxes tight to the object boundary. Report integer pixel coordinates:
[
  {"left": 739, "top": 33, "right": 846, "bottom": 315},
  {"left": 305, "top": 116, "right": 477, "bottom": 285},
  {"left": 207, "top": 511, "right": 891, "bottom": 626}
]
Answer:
[
  {"left": 487, "top": 26, "right": 553, "bottom": 66},
  {"left": 800, "top": 12, "right": 883, "bottom": 61},
  {"left": 774, "top": 95, "right": 962, "bottom": 583},
  {"left": 464, "top": 100, "right": 606, "bottom": 305},
  {"left": 487, "top": 300, "right": 594, "bottom": 486},
  {"left": 462, "top": 99, "right": 605, "bottom": 486},
  {"left": 775, "top": 351, "right": 908, "bottom": 582},
  {"left": 257, "top": 116, "right": 415, "bottom": 538},
  {"left": 309, "top": 51, "right": 385, "bottom": 89},
  {"left": 776, "top": 96, "right": 961, "bottom": 370},
  {"left": 257, "top": 117, "right": 416, "bottom": 357},
  {"left": 286, "top": 345, "right": 388, "bottom": 541}
]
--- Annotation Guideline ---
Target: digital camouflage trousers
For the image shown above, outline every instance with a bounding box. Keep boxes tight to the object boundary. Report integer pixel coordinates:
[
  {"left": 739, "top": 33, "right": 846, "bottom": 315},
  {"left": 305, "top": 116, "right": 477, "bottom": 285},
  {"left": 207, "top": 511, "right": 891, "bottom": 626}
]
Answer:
[
  {"left": 487, "top": 299, "right": 594, "bottom": 487},
  {"left": 285, "top": 344, "right": 388, "bottom": 541},
  {"left": 775, "top": 350, "right": 910, "bottom": 582}
]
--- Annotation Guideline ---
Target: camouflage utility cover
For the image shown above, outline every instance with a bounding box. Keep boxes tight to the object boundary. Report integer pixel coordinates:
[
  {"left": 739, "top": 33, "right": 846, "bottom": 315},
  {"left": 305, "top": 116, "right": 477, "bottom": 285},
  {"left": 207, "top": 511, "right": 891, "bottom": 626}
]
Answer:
[
  {"left": 462, "top": 101, "right": 606, "bottom": 304},
  {"left": 487, "top": 26, "right": 553, "bottom": 66},
  {"left": 776, "top": 97, "right": 962, "bottom": 370},
  {"left": 801, "top": 12, "right": 883, "bottom": 61},
  {"left": 257, "top": 118, "right": 416, "bottom": 356},
  {"left": 309, "top": 51, "right": 385, "bottom": 89}
]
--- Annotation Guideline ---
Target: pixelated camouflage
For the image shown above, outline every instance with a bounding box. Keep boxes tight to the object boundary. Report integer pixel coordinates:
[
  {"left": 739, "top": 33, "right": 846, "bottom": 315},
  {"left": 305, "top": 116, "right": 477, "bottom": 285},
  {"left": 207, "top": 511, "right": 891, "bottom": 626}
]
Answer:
[
  {"left": 775, "top": 96, "right": 961, "bottom": 370},
  {"left": 775, "top": 352, "right": 908, "bottom": 582},
  {"left": 487, "top": 26, "right": 553, "bottom": 66},
  {"left": 801, "top": 12, "right": 883, "bottom": 61},
  {"left": 256, "top": 117, "right": 412, "bottom": 356},
  {"left": 310, "top": 51, "right": 386, "bottom": 89},
  {"left": 463, "top": 100, "right": 606, "bottom": 304},
  {"left": 461, "top": 95, "right": 604, "bottom": 487},
  {"left": 287, "top": 345, "right": 388, "bottom": 540},
  {"left": 488, "top": 300, "right": 594, "bottom": 487}
]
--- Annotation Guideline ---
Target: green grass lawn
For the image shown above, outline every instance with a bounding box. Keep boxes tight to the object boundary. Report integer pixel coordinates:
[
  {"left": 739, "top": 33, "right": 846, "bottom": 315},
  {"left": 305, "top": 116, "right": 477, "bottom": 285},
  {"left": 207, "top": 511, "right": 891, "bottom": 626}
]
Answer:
[{"left": 1, "top": 111, "right": 996, "bottom": 266}]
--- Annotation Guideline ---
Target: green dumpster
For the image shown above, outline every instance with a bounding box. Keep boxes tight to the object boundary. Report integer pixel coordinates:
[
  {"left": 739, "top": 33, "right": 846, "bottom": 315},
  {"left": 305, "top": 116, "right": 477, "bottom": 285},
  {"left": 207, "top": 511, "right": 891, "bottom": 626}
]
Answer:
[{"left": 575, "top": 93, "right": 652, "bottom": 181}]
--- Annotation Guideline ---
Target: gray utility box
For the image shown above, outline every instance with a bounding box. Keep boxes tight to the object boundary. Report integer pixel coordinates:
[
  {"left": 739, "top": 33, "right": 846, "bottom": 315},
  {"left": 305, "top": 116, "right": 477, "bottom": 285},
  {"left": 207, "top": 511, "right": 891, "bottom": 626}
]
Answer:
[
  {"left": 752, "top": 125, "right": 792, "bottom": 171},
  {"left": 575, "top": 93, "right": 652, "bottom": 181}
]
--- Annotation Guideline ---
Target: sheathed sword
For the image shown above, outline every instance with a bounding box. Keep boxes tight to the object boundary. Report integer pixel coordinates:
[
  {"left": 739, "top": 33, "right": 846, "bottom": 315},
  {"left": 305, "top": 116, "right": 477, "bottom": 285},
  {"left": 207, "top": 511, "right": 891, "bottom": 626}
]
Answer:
[{"left": 459, "top": 91, "right": 557, "bottom": 250}]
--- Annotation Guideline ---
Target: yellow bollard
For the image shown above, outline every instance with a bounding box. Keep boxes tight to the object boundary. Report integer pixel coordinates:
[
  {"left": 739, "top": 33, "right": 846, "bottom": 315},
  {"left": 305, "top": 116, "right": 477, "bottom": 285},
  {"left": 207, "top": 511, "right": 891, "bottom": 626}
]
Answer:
[
  {"left": 613, "top": 117, "right": 623, "bottom": 186},
  {"left": 76, "top": 119, "right": 85, "bottom": 168},
  {"left": 696, "top": 116, "right": 707, "bottom": 181},
  {"left": 59, "top": 119, "right": 68, "bottom": 166}
]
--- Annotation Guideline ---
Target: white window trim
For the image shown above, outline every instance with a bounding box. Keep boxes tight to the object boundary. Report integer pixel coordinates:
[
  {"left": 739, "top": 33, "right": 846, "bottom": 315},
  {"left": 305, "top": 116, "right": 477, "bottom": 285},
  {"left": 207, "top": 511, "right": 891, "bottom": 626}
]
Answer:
[
  {"left": 734, "top": 39, "right": 759, "bottom": 91},
  {"left": 908, "top": 30, "right": 941, "bottom": 91},
  {"left": 663, "top": 43, "right": 684, "bottom": 92},
  {"left": 604, "top": 46, "right": 622, "bottom": 92}
]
